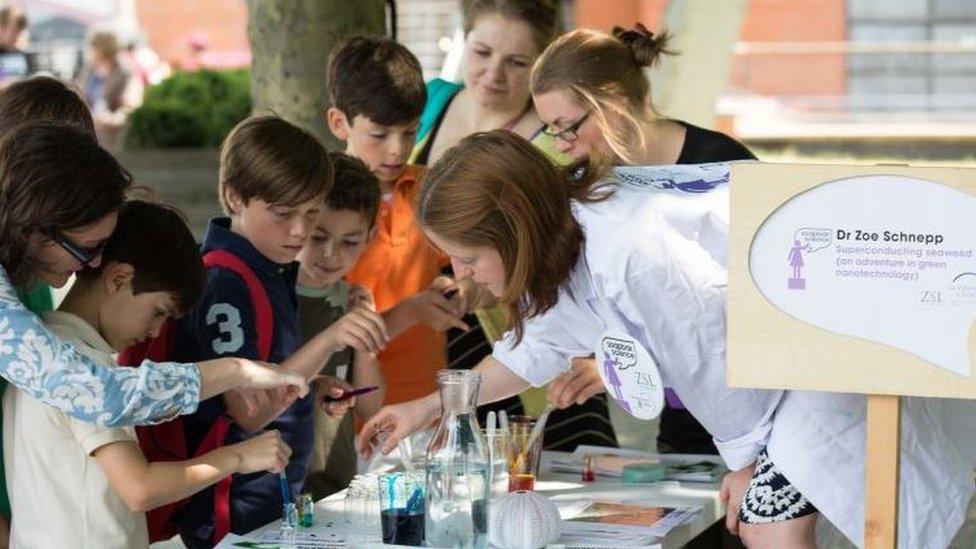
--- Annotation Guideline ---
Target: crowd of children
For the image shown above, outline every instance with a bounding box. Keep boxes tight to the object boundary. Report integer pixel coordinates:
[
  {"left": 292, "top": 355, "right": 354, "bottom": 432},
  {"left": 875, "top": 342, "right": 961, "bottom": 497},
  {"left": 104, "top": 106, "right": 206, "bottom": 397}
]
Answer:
[{"left": 0, "top": 29, "right": 481, "bottom": 548}]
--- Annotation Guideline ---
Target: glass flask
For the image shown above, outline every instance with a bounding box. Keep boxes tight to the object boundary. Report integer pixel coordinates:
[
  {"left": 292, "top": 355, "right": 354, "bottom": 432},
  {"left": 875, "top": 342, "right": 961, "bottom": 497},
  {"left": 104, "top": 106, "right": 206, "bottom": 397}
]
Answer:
[{"left": 424, "top": 370, "right": 489, "bottom": 548}]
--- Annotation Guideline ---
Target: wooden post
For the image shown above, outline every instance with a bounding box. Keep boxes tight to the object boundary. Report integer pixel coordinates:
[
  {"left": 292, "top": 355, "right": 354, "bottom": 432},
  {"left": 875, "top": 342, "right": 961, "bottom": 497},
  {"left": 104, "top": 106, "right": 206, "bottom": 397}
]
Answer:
[{"left": 864, "top": 394, "right": 901, "bottom": 549}]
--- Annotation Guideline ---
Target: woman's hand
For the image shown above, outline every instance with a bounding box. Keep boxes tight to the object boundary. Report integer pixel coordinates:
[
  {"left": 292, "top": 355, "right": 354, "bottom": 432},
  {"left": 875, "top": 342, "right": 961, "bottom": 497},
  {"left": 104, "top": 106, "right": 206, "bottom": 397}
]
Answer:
[
  {"left": 547, "top": 357, "right": 605, "bottom": 408},
  {"left": 198, "top": 357, "right": 308, "bottom": 416},
  {"left": 720, "top": 462, "right": 755, "bottom": 536},
  {"left": 356, "top": 395, "right": 439, "bottom": 459}
]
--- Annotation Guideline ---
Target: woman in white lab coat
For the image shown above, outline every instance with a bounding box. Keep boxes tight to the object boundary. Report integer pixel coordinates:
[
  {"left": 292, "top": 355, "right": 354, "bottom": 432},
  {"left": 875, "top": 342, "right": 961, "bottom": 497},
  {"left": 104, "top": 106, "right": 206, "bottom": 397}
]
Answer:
[{"left": 358, "top": 130, "right": 976, "bottom": 549}]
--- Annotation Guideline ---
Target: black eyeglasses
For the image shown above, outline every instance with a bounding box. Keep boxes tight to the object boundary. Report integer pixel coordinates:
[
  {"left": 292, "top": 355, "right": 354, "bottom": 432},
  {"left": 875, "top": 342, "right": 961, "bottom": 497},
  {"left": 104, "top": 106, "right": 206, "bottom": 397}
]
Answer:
[
  {"left": 542, "top": 112, "right": 591, "bottom": 142},
  {"left": 45, "top": 230, "right": 106, "bottom": 268}
]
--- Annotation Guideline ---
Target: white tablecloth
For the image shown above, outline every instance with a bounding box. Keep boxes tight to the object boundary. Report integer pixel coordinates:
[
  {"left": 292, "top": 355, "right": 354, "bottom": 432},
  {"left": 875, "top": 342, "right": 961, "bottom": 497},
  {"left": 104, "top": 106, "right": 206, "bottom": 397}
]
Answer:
[{"left": 216, "top": 451, "right": 726, "bottom": 549}]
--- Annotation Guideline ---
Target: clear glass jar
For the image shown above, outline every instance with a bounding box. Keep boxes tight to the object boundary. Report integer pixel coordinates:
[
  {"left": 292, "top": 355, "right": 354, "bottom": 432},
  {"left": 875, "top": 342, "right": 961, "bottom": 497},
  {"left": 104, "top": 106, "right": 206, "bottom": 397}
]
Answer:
[{"left": 424, "top": 370, "right": 489, "bottom": 548}]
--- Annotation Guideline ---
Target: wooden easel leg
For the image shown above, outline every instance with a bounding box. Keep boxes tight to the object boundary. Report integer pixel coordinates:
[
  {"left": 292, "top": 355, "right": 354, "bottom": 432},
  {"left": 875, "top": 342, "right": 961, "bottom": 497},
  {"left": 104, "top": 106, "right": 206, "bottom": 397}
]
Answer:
[{"left": 864, "top": 394, "right": 901, "bottom": 549}]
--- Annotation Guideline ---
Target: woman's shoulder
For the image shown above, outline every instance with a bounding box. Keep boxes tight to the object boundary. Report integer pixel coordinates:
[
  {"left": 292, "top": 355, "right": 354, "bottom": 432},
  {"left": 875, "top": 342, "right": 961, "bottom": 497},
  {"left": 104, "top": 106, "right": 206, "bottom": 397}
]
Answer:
[{"left": 675, "top": 120, "right": 756, "bottom": 163}]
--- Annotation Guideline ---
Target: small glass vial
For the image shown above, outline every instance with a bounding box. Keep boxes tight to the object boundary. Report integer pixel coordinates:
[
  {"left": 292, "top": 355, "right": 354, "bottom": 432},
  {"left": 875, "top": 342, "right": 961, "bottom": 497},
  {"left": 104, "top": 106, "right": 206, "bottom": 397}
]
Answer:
[
  {"left": 299, "top": 493, "right": 314, "bottom": 527},
  {"left": 280, "top": 502, "right": 299, "bottom": 549},
  {"left": 582, "top": 454, "right": 596, "bottom": 483}
]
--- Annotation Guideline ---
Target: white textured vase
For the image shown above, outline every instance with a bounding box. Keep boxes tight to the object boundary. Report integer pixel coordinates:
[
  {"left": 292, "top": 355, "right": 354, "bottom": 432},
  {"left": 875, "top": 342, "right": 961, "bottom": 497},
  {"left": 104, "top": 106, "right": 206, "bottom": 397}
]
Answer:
[{"left": 488, "top": 490, "right": 561, "bottom": 549}]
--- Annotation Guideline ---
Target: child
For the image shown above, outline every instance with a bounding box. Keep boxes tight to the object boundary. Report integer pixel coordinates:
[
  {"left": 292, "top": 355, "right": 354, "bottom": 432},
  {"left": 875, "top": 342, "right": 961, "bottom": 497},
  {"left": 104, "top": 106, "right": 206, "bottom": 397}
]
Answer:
[
  {"left": 326, "top": 36, "right": 474, "bottom": 406},
  {"left": 296, "top": 152, "right": 387, "bottom": 499},
  {"left": 172, "top": 115, "right": 387, "bottom": 547},
  {"left": 2, "top": 200, "right": 293, "bottom": 549}
]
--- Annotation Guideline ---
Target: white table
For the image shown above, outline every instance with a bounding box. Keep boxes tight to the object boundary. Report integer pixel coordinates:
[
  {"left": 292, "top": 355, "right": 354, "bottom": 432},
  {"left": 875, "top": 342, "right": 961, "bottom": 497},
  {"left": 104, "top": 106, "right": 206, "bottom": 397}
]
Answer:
[{"left": 217, "top": 451, "right": 726, "bottom": 548}]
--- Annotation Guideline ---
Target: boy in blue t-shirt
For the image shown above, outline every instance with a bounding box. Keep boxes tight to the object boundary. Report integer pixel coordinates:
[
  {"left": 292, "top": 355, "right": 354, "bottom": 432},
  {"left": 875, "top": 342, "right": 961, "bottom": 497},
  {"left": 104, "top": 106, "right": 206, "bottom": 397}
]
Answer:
[{"left": 173, "top": 115, "right": 389, "bottom": 547}]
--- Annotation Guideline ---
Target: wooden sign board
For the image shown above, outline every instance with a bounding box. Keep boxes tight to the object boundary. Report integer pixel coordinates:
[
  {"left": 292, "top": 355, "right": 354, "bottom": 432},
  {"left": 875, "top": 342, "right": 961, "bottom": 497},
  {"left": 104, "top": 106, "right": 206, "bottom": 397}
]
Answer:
[{"left": 728, "top": 162, "right": 976, "bottom": 399}]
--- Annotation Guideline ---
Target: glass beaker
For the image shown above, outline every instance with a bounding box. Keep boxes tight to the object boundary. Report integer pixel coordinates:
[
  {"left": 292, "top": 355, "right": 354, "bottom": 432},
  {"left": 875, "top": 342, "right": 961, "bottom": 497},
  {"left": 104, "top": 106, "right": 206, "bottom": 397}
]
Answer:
[{"left": 424, "top": 370, "right": 489, "bottom": 548}]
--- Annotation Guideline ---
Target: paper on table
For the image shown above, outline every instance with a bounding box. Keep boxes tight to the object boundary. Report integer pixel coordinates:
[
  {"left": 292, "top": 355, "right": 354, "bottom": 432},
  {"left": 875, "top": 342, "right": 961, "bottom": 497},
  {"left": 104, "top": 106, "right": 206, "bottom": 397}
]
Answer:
[
  {"left": 548, "top": 446, "right": 726, "bottom": 482},
  {"left": 558, "top": 500, "right": 700, "bottom": 545}
]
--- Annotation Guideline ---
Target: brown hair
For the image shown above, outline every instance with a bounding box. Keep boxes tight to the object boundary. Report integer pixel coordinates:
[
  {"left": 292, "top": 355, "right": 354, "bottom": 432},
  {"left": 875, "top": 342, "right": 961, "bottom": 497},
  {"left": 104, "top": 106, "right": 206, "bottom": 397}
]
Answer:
[
  {"left": 530, "top": 26, "right": 675, "bottom": 164},
  {"left": 417, "top": 130, "right": 605, "bottom": 344},
  {"left": 218, "top": 115, "right": 333, "bottom": 214},
  {"left": 326, "top": 152, "right": 381, "bottom": 229},
  {"left": 77, "top": 200, "right": 205, "bottom": 311},
  {"left": 465, "top": 0, "right": 559, "bottom": 53},
  {"left": 0, "top": 76, "right": 95, "bottom": 136},
  {"left": 326, "top": 36, "right": 426, "bottom": 126},
  {"left": 0, "top": 121, "right": 132, "bottom": 286},
  {"left": 0, "top": 6, "right": 26, "bottom": 32},
  {"left": 88, "top": 30, "right": 120, "bottom": 61}
]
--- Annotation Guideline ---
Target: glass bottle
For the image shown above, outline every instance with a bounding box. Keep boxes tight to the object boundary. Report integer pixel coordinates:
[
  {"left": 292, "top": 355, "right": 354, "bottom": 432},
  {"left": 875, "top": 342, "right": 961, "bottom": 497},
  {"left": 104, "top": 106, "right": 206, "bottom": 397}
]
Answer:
[{"left": 425, "top": 370, "right": 489, "bottom": 548}]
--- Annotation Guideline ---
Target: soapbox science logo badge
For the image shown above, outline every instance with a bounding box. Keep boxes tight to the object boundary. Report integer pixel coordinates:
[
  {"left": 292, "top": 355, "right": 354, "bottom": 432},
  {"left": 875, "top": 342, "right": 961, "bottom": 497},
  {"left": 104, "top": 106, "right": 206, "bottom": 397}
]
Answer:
[
  {"left": 788, "top": 228, "right": 832, "bottom": 290},
  {"left": 595, "top": 330, "right": 664, "bottom": 420}
]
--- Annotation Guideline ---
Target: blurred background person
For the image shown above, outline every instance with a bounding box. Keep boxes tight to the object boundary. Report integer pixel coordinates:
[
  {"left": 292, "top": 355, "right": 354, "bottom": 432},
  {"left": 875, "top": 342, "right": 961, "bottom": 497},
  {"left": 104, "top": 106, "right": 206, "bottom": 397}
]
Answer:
[{"left": 74, "top": 29, "right": 143, "bottom": 149}]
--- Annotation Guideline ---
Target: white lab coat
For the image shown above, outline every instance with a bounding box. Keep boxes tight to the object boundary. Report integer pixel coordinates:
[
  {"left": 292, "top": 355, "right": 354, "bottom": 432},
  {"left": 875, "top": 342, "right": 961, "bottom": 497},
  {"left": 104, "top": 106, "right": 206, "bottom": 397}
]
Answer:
[{"left": 491, "top": 164, "right": 976, "bottom": 548}]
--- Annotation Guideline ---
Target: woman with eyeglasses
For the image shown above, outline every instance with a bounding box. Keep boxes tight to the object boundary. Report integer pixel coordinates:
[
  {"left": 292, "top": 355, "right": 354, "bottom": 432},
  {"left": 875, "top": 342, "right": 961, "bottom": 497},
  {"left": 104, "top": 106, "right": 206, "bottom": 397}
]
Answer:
[
  {"left": 410, "top": 0, "right": 620, "bottom": 454},
  {"left": 0, "top": 121, "right": 306, "bottom": 428},
  {"left": 527, "top": 25, "right": 757, "bottom": 548}
]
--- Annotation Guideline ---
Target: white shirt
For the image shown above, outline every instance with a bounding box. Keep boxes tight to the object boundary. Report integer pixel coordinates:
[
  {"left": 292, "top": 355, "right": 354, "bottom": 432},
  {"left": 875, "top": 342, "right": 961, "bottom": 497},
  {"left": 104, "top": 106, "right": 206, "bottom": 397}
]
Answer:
[
  {"left": 492, "top": 164, "right": 976, "bottom": 548},
  {"left": 3, "top": 311, "right": 148, "bottom": 549}
]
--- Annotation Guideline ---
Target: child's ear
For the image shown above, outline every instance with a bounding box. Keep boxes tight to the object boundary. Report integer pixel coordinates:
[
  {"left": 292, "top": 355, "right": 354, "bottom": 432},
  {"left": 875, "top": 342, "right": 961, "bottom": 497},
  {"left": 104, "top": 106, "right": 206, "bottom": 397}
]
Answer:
[
  {"left": 327, "top": 107, "right": 351, "bottom": 141},
  {"left": 103, "top": 262, "right": 135, "bottom": 296},
  {"left": 223, "top": 186, "right": 245, "bottom": 216}
]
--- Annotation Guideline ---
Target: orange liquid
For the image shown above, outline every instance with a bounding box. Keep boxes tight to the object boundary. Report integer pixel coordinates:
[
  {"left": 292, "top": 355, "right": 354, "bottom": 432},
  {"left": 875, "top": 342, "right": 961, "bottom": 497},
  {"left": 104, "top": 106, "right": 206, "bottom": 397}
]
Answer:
[{"left": 508, "top": 474, "right": 535, "bottom": 492}]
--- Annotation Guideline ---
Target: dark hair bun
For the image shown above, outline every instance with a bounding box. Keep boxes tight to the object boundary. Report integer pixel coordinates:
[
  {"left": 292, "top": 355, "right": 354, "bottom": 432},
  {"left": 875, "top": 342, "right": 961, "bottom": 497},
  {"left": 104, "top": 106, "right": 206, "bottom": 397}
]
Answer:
[{"left": 612, "top": 24, "right": 674, "bottom": 67}]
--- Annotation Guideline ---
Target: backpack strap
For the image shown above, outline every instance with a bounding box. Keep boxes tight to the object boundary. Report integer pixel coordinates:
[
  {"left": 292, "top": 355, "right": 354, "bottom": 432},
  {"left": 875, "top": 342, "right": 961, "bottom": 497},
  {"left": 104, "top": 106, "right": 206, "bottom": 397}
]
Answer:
[
  {"left": 201, "top": 249, "right": 275, "bottom": 544},
  {"left": 203, "top": 249, "right": 274, "bottom": 361}
]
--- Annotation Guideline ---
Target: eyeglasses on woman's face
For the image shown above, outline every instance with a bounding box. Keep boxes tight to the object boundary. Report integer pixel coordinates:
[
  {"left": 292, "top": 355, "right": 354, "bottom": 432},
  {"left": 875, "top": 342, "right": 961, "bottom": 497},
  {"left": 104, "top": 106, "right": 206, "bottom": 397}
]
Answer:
[
  {"left": 45, "top": 230, "right": 106, "bottom": 268},
  {"left": 542, "top": 111, "right": 591, "bottom": 142}
]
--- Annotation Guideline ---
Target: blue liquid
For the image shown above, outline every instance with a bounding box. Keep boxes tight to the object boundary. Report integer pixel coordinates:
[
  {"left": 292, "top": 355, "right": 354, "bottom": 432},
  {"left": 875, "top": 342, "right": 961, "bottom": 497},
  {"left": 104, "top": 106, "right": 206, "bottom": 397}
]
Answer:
[{"left": 381, "top": 509, "right": 425, "bottom": 545}]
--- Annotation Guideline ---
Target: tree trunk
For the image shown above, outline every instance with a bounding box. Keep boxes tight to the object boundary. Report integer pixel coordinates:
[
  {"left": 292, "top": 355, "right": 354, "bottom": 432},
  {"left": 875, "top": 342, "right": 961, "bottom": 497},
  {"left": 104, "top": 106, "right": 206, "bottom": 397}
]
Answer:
[{"left": 248, "top": 0, "right": 386, "bottom": 148}]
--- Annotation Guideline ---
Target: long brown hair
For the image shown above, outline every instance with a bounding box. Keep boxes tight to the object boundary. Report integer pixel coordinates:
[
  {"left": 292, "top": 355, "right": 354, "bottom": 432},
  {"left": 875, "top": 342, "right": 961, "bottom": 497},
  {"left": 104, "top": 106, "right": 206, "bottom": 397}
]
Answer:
[
  {"left": 0, "top": 121, "right": 132, "bottom": 286},
  {"left": 417, "top": 130, "right": 604, "bottom": 343},
  {"left": 530, "top": 26, "right": 675, "bottom": 164}
]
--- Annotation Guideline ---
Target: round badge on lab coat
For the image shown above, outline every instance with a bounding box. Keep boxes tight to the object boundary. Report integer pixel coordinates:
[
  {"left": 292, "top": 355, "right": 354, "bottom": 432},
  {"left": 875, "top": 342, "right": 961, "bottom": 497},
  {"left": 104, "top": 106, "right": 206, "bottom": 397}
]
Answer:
[{"left": 594, "top": 330, "right": 665, "bottom": 420}]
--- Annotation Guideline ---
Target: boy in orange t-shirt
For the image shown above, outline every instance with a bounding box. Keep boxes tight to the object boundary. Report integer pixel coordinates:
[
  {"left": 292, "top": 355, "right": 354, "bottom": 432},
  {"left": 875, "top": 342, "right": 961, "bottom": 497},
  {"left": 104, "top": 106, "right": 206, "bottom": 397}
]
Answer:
[{"left": 325, "top": 36, "right": 472, "bottom": 404}]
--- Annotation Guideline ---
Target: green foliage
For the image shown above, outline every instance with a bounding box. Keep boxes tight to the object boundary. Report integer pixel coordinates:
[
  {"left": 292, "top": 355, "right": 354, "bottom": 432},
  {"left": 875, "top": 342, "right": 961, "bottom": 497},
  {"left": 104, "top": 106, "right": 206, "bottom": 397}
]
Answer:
[{"left": 124, "top": 69, "right": 251, "bottom": 149}]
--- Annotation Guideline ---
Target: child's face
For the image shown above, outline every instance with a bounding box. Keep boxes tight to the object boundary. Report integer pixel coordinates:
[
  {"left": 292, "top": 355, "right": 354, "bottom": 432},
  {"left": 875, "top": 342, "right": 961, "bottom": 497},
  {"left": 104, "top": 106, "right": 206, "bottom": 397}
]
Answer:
[
  {"left": 296, "top": 206, "right": 372, "bottom": 287},
  {"left": 225, "top": 191, "right": 323, "bottom": 264},
  {"left": 327, "top": 109, "right": 419, "bottom": 187},
  {"left": 97, "top": 263, "right": 179, "bottom": 351}
]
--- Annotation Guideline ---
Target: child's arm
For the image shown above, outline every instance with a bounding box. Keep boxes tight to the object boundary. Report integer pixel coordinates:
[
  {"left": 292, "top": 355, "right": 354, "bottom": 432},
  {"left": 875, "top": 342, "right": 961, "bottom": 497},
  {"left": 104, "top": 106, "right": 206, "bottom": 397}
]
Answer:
[
  {"left": 225, "top": 305, "right": 388, "bottom": 432},
  {"left": 351, "top": 350, "right": 386, "bottom": 422},
  {"left": 94, "top": 431, "right": 291, "bottom": 513},
  {"left": 382, "top": 276, "right": 471, "bottom": 337}
]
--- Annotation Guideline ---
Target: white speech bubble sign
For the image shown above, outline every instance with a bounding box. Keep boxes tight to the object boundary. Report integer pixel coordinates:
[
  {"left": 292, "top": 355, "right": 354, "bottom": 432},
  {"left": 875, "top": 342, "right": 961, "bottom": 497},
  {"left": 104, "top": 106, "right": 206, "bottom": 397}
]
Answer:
[{"left": 750, "top": 174, "right": 976, "bottom": 378}]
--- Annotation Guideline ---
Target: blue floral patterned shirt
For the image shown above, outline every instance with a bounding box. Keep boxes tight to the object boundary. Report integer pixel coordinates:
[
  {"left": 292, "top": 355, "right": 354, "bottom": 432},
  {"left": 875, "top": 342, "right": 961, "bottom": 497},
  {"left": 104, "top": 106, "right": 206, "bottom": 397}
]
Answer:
[{"left": 0, "top": 264, "right": 201, "bottom": 426}]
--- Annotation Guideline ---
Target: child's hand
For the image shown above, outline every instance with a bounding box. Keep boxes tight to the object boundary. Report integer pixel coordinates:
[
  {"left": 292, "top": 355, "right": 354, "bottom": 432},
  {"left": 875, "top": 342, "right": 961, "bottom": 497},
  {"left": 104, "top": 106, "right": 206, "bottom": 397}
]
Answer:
[
  {"left": 232, "top": 430, "right": 292, "bottom": 474},
  {"left": 405, "top": 277, "right": 469, "bottom": 332},
  {"left": 348, "top": 284, "right": 376, "bottom": 311},
  {"left": 324, "top": 306, "right": 389, "bottom": 355},
  {"left": 315, "top": 375, "right": 356, "bottom": 417}
]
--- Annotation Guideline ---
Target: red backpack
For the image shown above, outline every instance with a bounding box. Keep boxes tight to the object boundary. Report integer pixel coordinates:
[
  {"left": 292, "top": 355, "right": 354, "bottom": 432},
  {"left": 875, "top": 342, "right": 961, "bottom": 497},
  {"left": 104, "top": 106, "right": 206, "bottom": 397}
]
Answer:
[{"left": 117, "top": 249, "right": 274, "bottom": 545}]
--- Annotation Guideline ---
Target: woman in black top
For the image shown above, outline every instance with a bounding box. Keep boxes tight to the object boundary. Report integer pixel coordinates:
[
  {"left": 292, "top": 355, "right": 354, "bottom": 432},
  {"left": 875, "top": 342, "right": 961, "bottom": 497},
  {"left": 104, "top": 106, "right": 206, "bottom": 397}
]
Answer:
[{"left": 531, "top": 26, "right": 762, "bottom": 548}]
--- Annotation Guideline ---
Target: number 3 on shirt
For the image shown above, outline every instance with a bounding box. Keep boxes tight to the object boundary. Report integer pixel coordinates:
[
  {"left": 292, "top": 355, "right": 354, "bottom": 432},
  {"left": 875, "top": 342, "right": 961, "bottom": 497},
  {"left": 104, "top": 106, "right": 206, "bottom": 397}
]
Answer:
[{"left": 206, "top": 303, "right": 244, "bottom": 354}]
